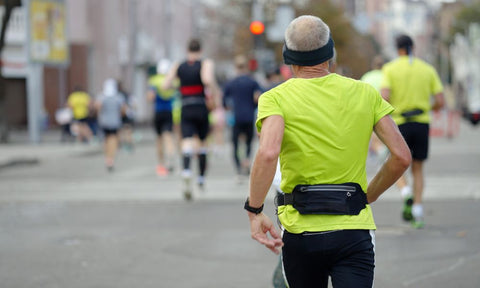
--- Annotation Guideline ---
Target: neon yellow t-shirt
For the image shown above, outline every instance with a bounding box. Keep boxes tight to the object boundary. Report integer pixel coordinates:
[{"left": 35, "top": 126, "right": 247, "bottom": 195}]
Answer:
[
  {"left": 148, "top": 74, "right": 177, "bottom": 100},
  {"left": 67, "top": 91, "right": 90, "bottom": 120},
  {"left": 381, "top": 56, "right": 443, "bottom": 125},
  {"left": 256, "top": 74, "right": 394, "bottom": 233}
]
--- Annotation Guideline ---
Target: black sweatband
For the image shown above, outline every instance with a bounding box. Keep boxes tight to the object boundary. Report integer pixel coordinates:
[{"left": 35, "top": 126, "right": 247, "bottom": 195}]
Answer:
[{"left": 283, "top": 36, "right": 335, "bottom": 66}]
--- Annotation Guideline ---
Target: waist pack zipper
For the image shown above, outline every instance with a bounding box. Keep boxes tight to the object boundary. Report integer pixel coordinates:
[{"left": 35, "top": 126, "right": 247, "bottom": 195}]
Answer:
[{"left": 299, "top": 185, "right": 356, "bottom": 193}]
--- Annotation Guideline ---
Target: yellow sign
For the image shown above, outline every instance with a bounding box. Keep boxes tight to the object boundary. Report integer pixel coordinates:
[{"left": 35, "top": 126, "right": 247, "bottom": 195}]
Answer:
[{"left": 29, "top": 0, "right": 68, "bottom": 64}]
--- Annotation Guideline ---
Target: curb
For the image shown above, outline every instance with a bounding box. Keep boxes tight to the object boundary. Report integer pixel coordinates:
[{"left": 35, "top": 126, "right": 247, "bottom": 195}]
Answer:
[{"left": 0, "top": 157, "right": 40, "bottom": 170}]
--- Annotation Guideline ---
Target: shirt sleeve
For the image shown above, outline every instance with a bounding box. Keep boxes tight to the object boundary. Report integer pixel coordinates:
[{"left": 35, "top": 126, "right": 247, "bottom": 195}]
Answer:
[
  {"left": 255, "top": 90, "right": 283, "bottom": 132},
  {"left": 373, "top": 89, "right": 394, "bottom": 125}
]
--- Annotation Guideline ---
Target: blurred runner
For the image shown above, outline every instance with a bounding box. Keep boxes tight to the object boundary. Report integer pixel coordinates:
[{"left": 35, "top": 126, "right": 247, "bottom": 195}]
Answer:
[
  {"left": 96, "top": 79, "right": 127, "bottom": 172},
  {"left": 147, "top": 59, "right": 178, "bottom": 177},
  {"left": 223, "top": 55, "right": 261, "bottom": 182},
  {"left": 381, "top": 34, "right": 445, "bottom": 228},
  {"left": 118, "top": 80, "right": 135, "bottom": 153},
  {"left": 265, "top": 67, "right": 284, "bottom": 91},
  {"left": 361, "top": 56, "right": 389, "bottom": 164},
  {"left": 162, "top": 39, "right": 221, "bottom": 200},
  {"left": 67, "top": 85, "right": 92, "bottom": 143}
]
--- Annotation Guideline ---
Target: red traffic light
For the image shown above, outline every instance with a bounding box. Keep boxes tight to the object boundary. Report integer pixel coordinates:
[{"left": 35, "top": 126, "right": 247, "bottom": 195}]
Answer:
[{"left": 249, "top": 21, "right": 265, "bottom": 35}]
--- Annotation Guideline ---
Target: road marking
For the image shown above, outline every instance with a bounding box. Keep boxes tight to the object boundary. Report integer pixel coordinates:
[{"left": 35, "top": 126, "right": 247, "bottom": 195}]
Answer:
[{"left": 402, "top": 251, "right": 480, "bottom": 286}]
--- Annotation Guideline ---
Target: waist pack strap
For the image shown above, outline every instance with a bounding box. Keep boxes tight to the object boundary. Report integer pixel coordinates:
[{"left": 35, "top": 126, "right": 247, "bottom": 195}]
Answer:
[{"left": 283, "top": 193, "right": 293, "bottom": 205}]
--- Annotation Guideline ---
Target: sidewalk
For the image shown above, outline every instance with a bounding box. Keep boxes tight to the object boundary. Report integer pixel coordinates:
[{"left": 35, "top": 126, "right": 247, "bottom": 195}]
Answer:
[
  {"left": 0, "top": 126, "right": 153, "bottom": 169},
  {"left": 0, "top": 121, "right": 473, "bottom": 165}
]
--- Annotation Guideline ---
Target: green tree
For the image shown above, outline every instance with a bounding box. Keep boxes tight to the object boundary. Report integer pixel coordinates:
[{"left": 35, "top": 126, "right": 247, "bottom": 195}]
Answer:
[
  {"left": 295, "top": 0, "right": 377, "bottom": 79},
  {"left": 451, "top": 1, "right": 480, "bottom": 37}
]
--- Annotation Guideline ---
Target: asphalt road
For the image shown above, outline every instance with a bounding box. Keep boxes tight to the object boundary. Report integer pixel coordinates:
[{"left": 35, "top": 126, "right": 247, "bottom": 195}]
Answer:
[
  {"left": 0, "top": 123, "right": 479, "bottom": 287},
  {"left": 0, "top": 199, "right": 479, "bottom": 288}
]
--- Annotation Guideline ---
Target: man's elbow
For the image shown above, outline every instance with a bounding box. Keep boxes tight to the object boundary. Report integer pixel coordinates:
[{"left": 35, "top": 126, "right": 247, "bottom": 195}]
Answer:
[
  {"left": 394, "top": 150, "right": 412, "bottom": 171},
  {"left": 257, "top": 147, "right": 280, "bottom": 163}
]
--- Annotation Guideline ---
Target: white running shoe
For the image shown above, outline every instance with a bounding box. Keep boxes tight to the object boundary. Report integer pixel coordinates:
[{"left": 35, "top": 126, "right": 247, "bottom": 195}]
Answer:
[{"left": 182, "top": 170, "right": 193, "bottom": 201}]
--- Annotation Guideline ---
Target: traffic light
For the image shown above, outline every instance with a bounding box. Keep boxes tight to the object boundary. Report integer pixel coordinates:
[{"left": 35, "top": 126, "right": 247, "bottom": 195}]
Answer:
[{"left": 249, "top": 21, "right": 265, "bottom": 35}]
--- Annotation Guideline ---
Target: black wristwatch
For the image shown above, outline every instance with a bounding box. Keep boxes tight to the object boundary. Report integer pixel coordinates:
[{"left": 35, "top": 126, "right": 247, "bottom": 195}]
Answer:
[{"left": 244, "top": 197, "right": 264, "bottom": 214}]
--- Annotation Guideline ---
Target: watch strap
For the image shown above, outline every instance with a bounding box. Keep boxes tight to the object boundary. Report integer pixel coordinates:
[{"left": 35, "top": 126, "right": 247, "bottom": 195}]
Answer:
[{"left": 244, "top": 197, "right": 264, "bottom": 214}]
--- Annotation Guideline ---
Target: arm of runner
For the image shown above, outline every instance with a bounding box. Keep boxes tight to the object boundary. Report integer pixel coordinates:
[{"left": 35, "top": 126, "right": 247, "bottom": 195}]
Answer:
[
  {"left": 146, "top": 89, "right": 156, "bottom": 102},
  {"left": 248, "top": 115, "right": 284, "bottom": 254},
  {"left": 201, "top": 59, "right": 222, "bottom": 108},
  {"left": 380, "top": 88, "right": 391, "bottom": 102},
  {"left": 367, "top": 116, "right": 411, "bottom": 203},
  {"left": 161, "top": 62, "right": 179, "bottom": 91},
  {"left": 253, "top": 90, "right": 262, "bottom": 104},
  {"left": 121, "top": 100, "right": 128, "bottom": 116},
  {"left": 432, "top": 92, "right": 445, "bottom": 112},
  {"left": 94, "top": 99, "right": 102, "bottom": 113}
]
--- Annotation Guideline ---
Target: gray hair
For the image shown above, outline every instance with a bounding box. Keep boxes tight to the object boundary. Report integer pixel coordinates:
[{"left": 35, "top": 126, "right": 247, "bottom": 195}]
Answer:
[{"left": 284, "top": 15, "right": 330, "bottom": 52}]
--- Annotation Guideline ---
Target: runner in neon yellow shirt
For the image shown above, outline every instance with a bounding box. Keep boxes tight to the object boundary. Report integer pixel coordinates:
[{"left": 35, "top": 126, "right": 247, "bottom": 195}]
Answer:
[
  {"left": 382, "top": 56, "right": 443, "bottom": 126},
  {"left": 245, "top": 15, "right": 411, "bottom": 288},
  {"left": 147, "top": 59, "right": 179, "bottom": 176},
  {"left": 258, "top": 74, "right": 396, "bottom": 233},
  {"left": 381, "top": 34, "right": 444, "bottom": 229},
  {"left": 67, "top": 87, "right": 92, "bottom": 142}
]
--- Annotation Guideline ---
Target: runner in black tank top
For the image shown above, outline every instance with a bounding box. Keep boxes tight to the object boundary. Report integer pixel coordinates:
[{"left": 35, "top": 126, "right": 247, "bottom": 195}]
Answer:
[
  {"left": 177, "top": 60, "right": 210, "bottom": 142},
  {"left": 161, "top": 38, "right": 221, "bottom": 200}
]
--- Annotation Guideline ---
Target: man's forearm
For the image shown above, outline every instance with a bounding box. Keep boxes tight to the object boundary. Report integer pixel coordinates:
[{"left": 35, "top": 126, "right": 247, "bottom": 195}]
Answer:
[
  {"left": 249, "top": 152, "right": 278, "bottom": 208},
  {"left": 208, "top": 84, "right": 222, "bottom": 108},
  {"left": 367, "top": 153, "right": 410, "bottom": 203},
  {"left": 432, "top": 92, "right": 445, "bottom": 111}
]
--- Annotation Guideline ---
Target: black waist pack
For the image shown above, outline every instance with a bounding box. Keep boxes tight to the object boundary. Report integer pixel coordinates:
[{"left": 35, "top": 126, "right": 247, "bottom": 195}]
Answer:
[
  {"left": 282, "top": 183, "right": 367, "bottom": 215},
  {"left": 401, "top": 108, "right": 424, "bottom": 120}
]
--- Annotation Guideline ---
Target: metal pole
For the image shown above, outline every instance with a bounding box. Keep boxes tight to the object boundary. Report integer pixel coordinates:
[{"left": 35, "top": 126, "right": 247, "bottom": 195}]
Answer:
[
  {"left": 24, "top": 0, "right": 43, "bottom": 144},
  {"left": 58, "top": 66, "right": 66, "bottom": 106},
  {"left": 26, "top": 62, "right": 43, "bottom": 143},
  {"left": 163, "top": 0, "right": 173, "bottom": 59},
  {"left": 128, "top": 0, "right": 137, "bottom": 89}
]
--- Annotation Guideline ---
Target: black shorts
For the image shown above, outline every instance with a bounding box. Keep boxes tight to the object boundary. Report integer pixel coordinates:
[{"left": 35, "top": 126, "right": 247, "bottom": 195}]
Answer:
[
  {"left": 154, "top": 111, "right": 173, "bottom": 134},
  {"left": 102, "top": 128, "right": 118, "bottom": 136},
  {"left": 122, "top": 116, "right": 134, "bottom": 126},
  {"left": 282, "top": 229, "right": 375, "bottom": 288},
  {"left": 181, "top": 104, "right": 210, "bottom": 140},
  {"left": 398, "top": 122, "right": 429, "bottom": 161},
  {"left": 75, "top": 117, "right": 89, "bottom": 123}
]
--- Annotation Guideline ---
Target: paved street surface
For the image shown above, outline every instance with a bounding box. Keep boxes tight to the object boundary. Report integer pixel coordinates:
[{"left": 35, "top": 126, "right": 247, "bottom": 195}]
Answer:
[{"left": 0, "top": 122, "right": 479, "bottom": 287}]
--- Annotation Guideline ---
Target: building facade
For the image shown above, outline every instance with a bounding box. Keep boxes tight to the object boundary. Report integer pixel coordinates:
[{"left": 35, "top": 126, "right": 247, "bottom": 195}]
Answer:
[{"left": 0, "top": 0, "right": 231, "bottom": 129}]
